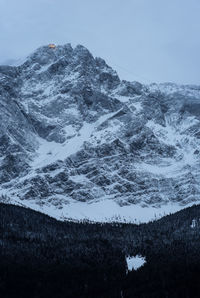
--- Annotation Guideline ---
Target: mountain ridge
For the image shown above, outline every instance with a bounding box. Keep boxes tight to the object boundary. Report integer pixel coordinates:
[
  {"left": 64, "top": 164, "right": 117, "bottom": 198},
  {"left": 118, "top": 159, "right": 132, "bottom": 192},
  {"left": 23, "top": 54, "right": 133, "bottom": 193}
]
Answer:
[{"left": 1, "top": 43, "right": 200, "bottom": 222}]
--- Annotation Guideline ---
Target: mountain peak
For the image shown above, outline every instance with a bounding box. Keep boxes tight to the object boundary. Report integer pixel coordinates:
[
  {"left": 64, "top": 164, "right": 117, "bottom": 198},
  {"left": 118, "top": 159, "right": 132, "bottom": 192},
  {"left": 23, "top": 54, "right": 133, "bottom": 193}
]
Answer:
[
  {"left": 74, "top": 44, "right": 92, "bottom": 55},
  {"left": 25, "top": 43, "right": 73, "bottom": 66}
]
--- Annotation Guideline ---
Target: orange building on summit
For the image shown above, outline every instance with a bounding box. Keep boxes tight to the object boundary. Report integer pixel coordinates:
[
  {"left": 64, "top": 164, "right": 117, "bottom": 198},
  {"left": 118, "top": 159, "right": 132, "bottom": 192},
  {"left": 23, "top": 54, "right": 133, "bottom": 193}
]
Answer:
[{"left": 48, "top": 44, "right": 56, "bottom": 49}]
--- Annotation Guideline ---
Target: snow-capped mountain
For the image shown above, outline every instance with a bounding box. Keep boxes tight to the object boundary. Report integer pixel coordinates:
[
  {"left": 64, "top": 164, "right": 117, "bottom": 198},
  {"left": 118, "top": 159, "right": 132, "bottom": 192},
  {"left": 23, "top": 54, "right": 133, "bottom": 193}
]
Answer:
[{"left": 1, "top": 43, "right": 200, "bottom": 222}]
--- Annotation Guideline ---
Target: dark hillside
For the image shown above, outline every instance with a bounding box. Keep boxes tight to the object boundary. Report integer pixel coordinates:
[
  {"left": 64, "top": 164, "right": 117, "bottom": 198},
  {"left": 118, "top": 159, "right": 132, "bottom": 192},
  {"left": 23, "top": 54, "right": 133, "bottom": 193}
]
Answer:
[{"left": 1, "top": 203, "right": 200, "bottom": 297}]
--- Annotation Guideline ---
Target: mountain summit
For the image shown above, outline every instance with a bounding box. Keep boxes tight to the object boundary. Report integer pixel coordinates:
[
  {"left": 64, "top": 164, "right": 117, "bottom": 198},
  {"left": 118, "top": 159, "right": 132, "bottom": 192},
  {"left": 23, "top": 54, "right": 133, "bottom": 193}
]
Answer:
[{"left": 1, "top": 44, "right": 200, "bottom": 222}]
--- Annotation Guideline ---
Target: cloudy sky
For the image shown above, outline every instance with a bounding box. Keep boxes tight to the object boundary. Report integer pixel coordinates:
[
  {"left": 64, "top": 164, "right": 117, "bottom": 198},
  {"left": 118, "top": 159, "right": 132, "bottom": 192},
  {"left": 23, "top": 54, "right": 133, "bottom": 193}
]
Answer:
[{"left": 0, "top": 0, "right": 200, "bottom": 84}]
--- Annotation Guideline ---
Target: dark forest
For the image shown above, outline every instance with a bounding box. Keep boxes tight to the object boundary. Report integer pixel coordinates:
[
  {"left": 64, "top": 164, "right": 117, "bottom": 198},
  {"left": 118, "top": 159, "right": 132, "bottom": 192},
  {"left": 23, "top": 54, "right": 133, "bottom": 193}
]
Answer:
[{"left": 1, "top": 203, "right": 200, "bottom": 297}]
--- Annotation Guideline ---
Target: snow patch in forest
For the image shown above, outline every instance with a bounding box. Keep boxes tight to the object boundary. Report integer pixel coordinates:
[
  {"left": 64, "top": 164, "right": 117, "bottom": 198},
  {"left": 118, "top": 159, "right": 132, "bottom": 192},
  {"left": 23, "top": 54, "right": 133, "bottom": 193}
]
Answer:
[
  {"left": 126, "top": 255, "right": 146, "bottom": 272},
  {"left": 191, "top": 219, "right": 197, "bottom": 228}
]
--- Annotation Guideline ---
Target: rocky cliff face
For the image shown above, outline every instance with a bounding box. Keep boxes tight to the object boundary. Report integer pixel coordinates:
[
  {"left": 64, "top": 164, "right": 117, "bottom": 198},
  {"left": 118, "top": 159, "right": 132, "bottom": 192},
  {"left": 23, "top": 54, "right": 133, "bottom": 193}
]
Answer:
[{"left": 1, "top": 44, "right": 200, "bottom": 222}]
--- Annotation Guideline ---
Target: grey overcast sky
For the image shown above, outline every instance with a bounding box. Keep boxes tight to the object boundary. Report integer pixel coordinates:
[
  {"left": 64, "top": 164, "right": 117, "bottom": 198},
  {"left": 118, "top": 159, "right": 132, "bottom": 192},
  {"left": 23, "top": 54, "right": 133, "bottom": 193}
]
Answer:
[{"left": 0, "top": 0, "right": 200, "bottom": 84}]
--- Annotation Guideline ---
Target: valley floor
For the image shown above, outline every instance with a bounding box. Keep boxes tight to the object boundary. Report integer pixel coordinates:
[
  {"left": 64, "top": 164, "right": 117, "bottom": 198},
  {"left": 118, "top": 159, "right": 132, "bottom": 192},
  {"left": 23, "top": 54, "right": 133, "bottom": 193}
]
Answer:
[{"left": 7, "top": 194, "right": 197, "bottom": 223}]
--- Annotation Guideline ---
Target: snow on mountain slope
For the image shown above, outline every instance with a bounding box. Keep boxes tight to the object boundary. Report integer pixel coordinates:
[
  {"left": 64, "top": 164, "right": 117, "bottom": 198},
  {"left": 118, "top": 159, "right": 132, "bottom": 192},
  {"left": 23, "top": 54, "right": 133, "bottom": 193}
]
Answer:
[
  {"left": 31, "top": 109, "right": 123, "bottom": 169},
  {"left": 1, "top": 43, "right": 200, "bottom": 222}
]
